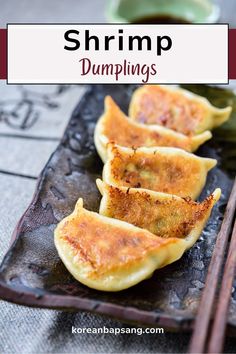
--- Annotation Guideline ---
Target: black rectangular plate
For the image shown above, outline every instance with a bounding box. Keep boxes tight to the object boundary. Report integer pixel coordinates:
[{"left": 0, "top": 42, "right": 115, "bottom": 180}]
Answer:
[{"left": 0, "top": 84, "right": 235, "bottom": 332}]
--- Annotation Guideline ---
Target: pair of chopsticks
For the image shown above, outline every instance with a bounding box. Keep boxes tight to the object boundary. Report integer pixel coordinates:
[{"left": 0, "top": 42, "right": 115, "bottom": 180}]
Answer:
[{"left": 188, "top": 178, "right": 236, "bottom": 354}]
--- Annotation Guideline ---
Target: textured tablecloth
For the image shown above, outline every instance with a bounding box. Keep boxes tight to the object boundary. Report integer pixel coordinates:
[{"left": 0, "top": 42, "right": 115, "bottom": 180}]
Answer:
[{"left": 1, "top": 1, "right": 236, "bottom": 353}]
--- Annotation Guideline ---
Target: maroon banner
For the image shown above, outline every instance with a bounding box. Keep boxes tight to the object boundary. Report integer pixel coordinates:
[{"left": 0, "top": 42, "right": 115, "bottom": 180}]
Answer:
[
  {"left": 0, "top": 28, "right": 236, "bottom": 81},
  {"left": 229, "top": 29, "right": 236, "bottom": 79},
  {"left": 0, "top": 29, "right": 7, "bottom": 79}
]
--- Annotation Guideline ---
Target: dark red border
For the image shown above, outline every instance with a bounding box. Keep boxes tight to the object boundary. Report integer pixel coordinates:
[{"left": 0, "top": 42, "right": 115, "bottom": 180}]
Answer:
[
  {"left": 229, "top": 29, "right": 236, "bottom": 79},
  {"left": 0, "top": 29, "right": 7, "bottom": 79}
]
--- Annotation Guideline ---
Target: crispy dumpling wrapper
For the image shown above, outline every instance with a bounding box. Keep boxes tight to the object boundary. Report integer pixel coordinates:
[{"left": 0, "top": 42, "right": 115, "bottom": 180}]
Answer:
[
  {"left": 54, "top": 199, "right": 190, "bottom": 292},
  {"left": 94, "top": 96, "right": 212, "bottom": 162},
  {"left": 97, "top": 179, "right": 221, "bottom": 242},
  {"left": 129, "top": 85, "right": 232, "bottom": 136},
  {"left": 102, "top": 144, "right": 217, "bottom": 200}
]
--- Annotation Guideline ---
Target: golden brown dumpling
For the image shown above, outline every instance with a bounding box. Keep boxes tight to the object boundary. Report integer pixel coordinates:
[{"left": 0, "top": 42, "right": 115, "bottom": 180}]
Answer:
[
  {"left": 129, "top": 85, "right": 232, "bottom": 136},
  {"left": 94, "top": 96, "right": 212, "bottom": 162},
  {"left": 54, "top": 199, "right": 190, "bottom": 292},
  {"left": 102, "top": 144, "right": 217, "bottom": 200},
  {"left": 97, "top": 179, "right": 221, "bottom": 240}
]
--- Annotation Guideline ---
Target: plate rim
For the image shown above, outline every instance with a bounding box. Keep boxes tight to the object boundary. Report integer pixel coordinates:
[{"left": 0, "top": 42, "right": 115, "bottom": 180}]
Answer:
[{"left": 0, "top": 277, "right": 194, "bottom": 330}]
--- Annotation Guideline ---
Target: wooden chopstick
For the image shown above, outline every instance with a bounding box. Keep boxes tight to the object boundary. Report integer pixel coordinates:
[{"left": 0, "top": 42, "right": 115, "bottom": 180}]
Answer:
[
  {"left": 188, "top": 178, "right": 236, "bottom": 354},
  {"left": 208, "top": 218, "right": 236, "bottom": 353}
]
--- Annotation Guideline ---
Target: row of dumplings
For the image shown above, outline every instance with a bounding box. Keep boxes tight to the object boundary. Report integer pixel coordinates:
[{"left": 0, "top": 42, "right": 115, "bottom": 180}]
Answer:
[{"left": 54, "top": 85, "right": 231, "bottom": 292}]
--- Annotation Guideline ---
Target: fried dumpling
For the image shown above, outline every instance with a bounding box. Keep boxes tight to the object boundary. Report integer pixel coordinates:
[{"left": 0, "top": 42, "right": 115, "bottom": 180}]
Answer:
[
  {"left": 54, "top": 199, "right": 190, "bottom": 292},
  {"left": 94, "top": 96, "right": 212, "bottom": 162},
  {"left": 102, "top": 144, "right": 217, "bottom": 199},
  {"left": 97, "top": 179, "right": 221, "bottom": 242},
  {"left": 129, "top": 85, "right": 232, "bottom": 136}
]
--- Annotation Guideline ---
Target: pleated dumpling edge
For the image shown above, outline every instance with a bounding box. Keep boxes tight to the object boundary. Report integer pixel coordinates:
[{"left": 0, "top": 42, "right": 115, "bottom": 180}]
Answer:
[
  {"left": 102, "top": 144, "right": 217, "bottom": 200},
  {"left": 97, "top": 179, "right": 221, "bottom": 250},
  {"left": 94, "top": 96, "right": 212, "bottom": 162},
  {"left": 54, "top": 198, "right": 189, "bottom": 292},
  {"left": 129, "top": 85, "right": 232, "bottom": 136}
]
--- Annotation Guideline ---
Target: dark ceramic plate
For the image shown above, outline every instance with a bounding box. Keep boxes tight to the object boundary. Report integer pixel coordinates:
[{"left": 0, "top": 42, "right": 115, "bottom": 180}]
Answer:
[{"left": 0, "top": 84, "right": 236, "bottom": 332}]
